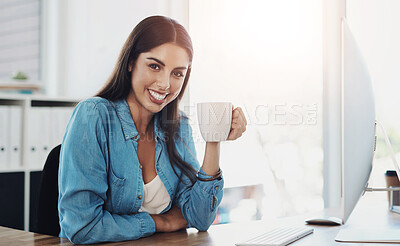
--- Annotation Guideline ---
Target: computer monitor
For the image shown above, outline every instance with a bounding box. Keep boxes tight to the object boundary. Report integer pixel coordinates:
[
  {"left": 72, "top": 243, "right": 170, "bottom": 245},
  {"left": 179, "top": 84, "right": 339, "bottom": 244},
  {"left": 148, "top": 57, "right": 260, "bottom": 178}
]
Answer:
[
  {"left": 335, "top": 17, "right": 400, "bottom": 244},
  {"left": 307, "top": 17, "right": 377, "bottom": 226},
  {"left": 340, "top": 17, "right": 376, "bottom": 224},
  {"left": 312, "top": 17, "right": 400, "bottom": 243}
]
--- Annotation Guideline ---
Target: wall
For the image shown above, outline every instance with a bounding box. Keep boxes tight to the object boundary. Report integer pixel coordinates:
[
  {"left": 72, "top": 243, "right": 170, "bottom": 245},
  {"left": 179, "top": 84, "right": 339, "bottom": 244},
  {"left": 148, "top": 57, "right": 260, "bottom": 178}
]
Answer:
[{"left": 43, "top": 0, "right": 189, "bottom": 100}]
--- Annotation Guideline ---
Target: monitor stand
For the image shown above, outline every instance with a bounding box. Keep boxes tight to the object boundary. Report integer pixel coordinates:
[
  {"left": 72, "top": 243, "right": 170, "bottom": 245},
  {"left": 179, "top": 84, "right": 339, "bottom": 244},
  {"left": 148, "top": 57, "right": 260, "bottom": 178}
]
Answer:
[
  {"left": 335, "top": 229, "right": 400, "bottom": 243},
  {"left": 305, "top": 216, "right": 342, "bottom": 226},
  {"left": 335, "top": 121, "right": 400, "bottom": 243}
]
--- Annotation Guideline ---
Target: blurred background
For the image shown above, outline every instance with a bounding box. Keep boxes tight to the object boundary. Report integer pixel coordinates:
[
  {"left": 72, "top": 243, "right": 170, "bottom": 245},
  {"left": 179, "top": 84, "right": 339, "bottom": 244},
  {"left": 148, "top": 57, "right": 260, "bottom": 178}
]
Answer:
[{"left": 1, "top": 0, "right": 400, "bottom": 229}]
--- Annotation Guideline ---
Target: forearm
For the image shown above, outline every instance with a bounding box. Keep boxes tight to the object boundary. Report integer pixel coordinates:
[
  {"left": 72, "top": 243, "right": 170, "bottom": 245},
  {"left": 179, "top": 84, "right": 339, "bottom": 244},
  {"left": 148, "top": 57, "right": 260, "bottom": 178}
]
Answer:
[
  {"left": 150, "top": 206, "right": 187, "bottom": 232},
  {"left": 201, "top": 142, "right": 220, "bottom": 176},
  {"left": 59, "top": 208, "right": 155, "bottom": 244},
  {"left": 175, "top": 121, "right": 224, "bottom": 231},
  {"left": 178, "top": 177, "right": 224, "bottom": 231},
  {"left": 149, "top": 214, "right": 167, "bottom": 232}
]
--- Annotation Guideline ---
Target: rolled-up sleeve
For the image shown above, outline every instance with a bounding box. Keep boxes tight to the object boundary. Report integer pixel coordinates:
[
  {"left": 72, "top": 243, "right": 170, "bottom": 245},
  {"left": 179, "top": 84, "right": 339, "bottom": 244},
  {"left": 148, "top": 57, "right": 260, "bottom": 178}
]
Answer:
[
  {"left": 58, "top": 101, "right": 155, "bottom": 244},
  {"left": 174, "top": 117, "right": 224, "bottom": 231}
]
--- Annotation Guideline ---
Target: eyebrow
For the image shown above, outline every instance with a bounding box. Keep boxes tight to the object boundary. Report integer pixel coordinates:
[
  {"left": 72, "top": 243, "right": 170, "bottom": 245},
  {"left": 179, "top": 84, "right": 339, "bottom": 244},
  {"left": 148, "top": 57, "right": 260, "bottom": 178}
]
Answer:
[{"left": 146, "top": 57, "right": 187, "bottom": 70}]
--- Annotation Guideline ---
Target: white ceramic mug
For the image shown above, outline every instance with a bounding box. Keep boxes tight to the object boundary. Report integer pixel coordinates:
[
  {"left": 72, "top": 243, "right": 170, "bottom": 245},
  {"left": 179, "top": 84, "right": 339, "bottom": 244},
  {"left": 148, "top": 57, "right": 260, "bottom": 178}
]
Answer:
[{"left": 197, "top": 102, "right": 232, "bottom": 142}]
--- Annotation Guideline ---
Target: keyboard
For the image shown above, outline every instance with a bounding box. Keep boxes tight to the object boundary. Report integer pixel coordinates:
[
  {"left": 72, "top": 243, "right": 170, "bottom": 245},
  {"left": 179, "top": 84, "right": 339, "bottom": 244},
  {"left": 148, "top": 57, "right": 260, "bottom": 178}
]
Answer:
[{"left": 236, "top": 226, "right": 314, "bottom": 246}]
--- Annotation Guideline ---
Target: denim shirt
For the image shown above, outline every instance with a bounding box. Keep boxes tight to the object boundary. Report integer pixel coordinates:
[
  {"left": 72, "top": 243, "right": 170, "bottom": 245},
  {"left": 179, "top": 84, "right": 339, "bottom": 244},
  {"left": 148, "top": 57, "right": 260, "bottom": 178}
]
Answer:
[{"left": 58, "top": 97, "right": 224, "bottom": 244}]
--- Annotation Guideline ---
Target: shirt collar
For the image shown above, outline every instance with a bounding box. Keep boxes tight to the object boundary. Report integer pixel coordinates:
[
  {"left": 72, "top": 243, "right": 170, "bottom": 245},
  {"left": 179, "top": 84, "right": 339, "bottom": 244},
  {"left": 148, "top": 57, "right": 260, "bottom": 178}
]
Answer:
[
  {"left": 153, "top": 112, "right": 166, "bottom": 142},
  {"left": 112, "top": 99, "right": 165, "bottom": 142}
]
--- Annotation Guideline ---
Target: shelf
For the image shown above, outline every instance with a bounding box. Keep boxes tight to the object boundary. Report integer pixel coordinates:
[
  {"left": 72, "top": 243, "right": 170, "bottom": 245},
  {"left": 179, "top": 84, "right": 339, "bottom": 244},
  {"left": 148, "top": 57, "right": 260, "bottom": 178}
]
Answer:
[
  {"left": 0, "top": 93, "right": 81, "bottom": 104},
  {"left": 0, "top": 81, "right": 42, "bottom": 90},
  {"left": 0, "top": 168, "right": 26, "bottom": 173},
  {"left": 0, "top": 95, "right": 80, "bottom": 231},
  {"left": 0, "top": 168, "right": 44, "bottom": 173}
]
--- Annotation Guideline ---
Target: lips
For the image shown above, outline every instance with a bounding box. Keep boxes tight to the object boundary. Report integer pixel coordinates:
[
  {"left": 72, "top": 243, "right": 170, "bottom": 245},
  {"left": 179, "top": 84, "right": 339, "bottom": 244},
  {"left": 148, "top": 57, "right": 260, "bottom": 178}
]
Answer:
[{"left": 147, "top": 89, "right": 168, "bottom": 105}]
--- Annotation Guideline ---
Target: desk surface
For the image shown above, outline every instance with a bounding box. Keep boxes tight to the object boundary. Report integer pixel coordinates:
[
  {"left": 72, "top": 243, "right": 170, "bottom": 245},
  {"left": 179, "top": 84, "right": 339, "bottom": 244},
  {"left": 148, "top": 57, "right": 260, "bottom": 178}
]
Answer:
[{"left": 1, "top": 193, "right": 399, "bottom": 246}]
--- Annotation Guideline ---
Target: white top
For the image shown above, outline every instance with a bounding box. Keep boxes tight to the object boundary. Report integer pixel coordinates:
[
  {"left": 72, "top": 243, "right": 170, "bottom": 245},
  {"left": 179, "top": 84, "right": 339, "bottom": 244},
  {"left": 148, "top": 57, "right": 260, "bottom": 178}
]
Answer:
[{"left": 138, "top": 175, "right": 171, "bottom": 214}]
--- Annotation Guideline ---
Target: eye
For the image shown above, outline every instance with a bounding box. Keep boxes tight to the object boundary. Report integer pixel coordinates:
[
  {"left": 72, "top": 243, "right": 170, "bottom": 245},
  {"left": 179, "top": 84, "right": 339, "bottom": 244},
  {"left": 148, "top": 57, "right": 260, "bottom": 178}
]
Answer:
[
  {"left": 149, "top": 64, "right": 161, "bottom": 70},
  {"left": 173, "top": 71, "right": 184, "bottom": 78}
]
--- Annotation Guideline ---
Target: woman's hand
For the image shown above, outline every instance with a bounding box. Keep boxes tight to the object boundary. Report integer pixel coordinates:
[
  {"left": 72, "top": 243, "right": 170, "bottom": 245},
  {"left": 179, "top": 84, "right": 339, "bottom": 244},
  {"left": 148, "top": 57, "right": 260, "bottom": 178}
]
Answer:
[
  {"left": 227, "top": 106, "right": 247, "bottom": 141},
  {"left": 150, "top": 206, "right": 188, "bottom": 232},
  {"left": 200, "top": 105, "right": 247, "bottom": 176}
]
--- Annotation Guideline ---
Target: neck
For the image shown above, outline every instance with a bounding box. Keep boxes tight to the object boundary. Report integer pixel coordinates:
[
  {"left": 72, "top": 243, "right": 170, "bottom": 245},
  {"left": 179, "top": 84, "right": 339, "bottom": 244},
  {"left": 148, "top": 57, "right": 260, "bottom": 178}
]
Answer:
[{"left": 126, "top": 93, "right": 154, "bottom": 135}]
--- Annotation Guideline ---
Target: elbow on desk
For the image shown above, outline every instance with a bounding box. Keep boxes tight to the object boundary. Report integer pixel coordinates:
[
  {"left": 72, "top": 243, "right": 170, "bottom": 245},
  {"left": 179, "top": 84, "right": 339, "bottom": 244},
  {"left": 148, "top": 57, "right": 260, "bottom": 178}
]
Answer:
[
  {"left": 63, "top": 229, "right": 91, "bottom": 245},
  {"left": 60, "top": 221, "right": 97, "bottom": 245},
  {"left": 194, "top": 224, "right": 212, "bottom": 232},
  {"left": 189, "top": 214, "right": 216, "bottom": 232},
  {"left": 63, "top": 234, "right": 83, "bottom": 245},
  {"left": 184, "top": 206, "right": 218, "bottom": 232}
]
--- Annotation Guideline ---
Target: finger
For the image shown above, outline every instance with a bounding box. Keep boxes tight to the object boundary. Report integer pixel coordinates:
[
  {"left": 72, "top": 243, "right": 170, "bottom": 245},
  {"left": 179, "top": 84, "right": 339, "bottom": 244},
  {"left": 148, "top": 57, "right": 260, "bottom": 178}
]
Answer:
[
  {"left": 237, "top": 107, "right": 247, "bottom": 126},
  {"left": 227, "top": 128, "right": 237, "bottom": 140},
  {"left": 227, "top": 127, "right": 243, "bottom": 140},
  {"left": 233, "top": 107, "right": 246, "bottom": 125},
  {"left": 231, "top": 118, "right": 241, "bottom": 128},
  {"left": 231, "top": 114, "right": 246, "bottom": 129},
  {"left": 232, "top": 109, "right": 240, "bottom": 119},
  {"left": 232, "top": 107, "right": 247, "bottom": 127},
  {"left": 228, "top": 118, "right": 246, "bottom": 140},
  {"left": 231, "top": 121, "right": 245, "bottom": 132}
]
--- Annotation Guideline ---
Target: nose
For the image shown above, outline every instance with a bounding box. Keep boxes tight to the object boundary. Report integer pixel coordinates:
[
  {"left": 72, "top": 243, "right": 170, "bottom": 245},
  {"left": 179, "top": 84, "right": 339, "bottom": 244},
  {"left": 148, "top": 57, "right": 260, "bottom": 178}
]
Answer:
[{"left": 156, "top": 73, "right": 170, "bottom": 91}]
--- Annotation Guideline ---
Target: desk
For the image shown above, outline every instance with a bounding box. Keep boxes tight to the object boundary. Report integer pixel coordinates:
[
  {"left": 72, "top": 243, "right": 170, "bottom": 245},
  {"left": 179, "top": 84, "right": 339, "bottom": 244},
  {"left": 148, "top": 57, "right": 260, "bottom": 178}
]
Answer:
[{"left": 1, "top": 193, "right": 399, "bottom": 245}]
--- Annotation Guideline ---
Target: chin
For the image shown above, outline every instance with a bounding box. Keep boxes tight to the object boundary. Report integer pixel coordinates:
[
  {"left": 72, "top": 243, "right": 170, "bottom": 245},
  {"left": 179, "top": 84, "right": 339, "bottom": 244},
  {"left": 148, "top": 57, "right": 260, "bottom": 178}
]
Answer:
[{"left": 146, "top": 103, "right": 167, "bottom": 114}]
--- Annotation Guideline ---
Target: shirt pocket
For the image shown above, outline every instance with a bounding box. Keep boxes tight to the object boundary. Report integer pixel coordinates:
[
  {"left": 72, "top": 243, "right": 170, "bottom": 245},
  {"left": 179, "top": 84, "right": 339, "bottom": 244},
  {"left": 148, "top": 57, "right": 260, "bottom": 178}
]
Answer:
[{"left": 106, "top": 166, "right": 126, "bottom": 213}]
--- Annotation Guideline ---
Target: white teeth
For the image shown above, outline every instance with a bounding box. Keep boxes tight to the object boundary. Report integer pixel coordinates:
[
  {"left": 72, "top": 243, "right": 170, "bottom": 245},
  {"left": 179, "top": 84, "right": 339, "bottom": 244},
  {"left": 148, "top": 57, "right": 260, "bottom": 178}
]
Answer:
[{"left": 148, "top": 89, "right": 167, "bottom": 101}]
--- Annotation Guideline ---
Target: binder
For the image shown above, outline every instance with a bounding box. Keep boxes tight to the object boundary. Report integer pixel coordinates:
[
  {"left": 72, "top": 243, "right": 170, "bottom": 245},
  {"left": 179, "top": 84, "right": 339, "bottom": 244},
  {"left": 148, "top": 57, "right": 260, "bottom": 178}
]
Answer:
[
  {"left": 50, "top": 108, "right": 61, "bottom": 148},
  {"left": 8, "top": 106, "right": 22, "bottom": 168},
  {"left": 26, "top": 107, "right": 39, "bottom": 168},
  {"left": 38, "top": 107, "right": 51, "bottom": 169},
  {"left": 0, "top": 106, "right": 9, "bottom": 168},
  {"left": 51, "top": 107, "right": 74, "bottom": 147},
  {"left": 27, "top": 107, "right": 51, "bottom": 169}
]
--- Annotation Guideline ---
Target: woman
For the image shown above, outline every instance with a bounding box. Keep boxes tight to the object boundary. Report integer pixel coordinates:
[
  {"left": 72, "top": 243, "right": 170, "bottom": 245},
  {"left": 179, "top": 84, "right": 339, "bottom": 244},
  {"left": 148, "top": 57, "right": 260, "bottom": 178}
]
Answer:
[{"left": 58, "top": 16, "right": 247, "bottom": 244}]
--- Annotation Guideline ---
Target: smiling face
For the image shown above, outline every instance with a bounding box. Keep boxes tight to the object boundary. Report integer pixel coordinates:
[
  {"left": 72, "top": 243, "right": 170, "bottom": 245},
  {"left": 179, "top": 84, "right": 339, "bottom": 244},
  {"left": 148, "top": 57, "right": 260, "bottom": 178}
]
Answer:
[{"left": 127, "top": 42, "right": 190, "bottom": 115}]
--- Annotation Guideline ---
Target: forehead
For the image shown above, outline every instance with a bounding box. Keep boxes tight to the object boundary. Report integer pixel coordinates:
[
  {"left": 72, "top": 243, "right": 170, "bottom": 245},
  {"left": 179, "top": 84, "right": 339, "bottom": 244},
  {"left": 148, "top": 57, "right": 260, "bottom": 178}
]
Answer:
[{"left": 140, "top": 43, "right": 190, "bottom": 68}]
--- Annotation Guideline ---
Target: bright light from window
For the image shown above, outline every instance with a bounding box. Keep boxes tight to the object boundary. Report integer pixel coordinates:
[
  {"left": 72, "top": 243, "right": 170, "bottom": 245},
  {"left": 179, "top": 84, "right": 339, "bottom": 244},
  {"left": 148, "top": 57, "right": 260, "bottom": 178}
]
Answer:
[{"left": 188, "top": 0, "right": 323, "bottom": 221}]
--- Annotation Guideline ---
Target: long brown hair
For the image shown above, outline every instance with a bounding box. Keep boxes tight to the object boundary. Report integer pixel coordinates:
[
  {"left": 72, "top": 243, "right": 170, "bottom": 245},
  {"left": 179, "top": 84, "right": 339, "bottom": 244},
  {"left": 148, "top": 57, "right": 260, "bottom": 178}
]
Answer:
[{"left": 96, "top": 16, "right": 197, "bottom": 184}]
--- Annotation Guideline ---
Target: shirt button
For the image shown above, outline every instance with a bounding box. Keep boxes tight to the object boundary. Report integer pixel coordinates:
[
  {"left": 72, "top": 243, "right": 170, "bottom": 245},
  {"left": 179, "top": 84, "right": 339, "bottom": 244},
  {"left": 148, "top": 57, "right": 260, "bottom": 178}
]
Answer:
[
  {"left": 138, "top": 195, "right": 142, "bottom": 200},
  {"left": 215, "top": 186, "right": 219, "bottom": 190},
  {"left": 140, "top": 165, "right": 143, "bottom": 169}
]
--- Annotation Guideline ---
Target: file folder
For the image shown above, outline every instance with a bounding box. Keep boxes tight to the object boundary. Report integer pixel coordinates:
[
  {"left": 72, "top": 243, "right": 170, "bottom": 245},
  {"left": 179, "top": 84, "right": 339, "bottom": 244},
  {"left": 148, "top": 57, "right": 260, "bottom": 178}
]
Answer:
[
  {"left": 26, "top": 107, "right": 50, "bottom": 169},
  {"left": 0, "top": 106, "right": 9, "bottom": 168},
  {"left": 38, "top": 107, "right": 51, "bottom": 168},
  {"left": 8, "top": 106, "right": 22, "bottom": 168},
  {"left": 51, "top": 107, "right": 74, "bottom": 147}
]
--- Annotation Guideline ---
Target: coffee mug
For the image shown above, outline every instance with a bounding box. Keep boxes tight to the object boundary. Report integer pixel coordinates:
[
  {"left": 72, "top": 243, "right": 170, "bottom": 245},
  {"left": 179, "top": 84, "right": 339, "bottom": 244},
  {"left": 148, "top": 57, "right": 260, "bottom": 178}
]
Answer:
[
  {"left": 197, "top": 102, "right": 232, "bottom": 142},
  {"left": 385, "top": 170, "right": 400, "bottom": 204}
]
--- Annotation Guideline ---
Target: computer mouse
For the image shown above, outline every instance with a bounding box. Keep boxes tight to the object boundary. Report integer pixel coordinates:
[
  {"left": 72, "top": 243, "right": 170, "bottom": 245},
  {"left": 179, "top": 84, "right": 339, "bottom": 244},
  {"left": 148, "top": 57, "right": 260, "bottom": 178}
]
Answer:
[{"left": 305, "top": 216, "right": 342, "bottom": 226}]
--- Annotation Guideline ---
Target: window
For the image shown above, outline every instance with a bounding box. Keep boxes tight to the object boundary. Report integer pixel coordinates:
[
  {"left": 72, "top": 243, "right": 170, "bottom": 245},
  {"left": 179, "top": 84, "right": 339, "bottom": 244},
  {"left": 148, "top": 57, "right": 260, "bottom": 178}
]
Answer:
[
  {"left": 188, "top": 0, "right": 323, "bottom": 222},
  {"left": 0, "top": 0, "right": 41, "bottom": 81}
]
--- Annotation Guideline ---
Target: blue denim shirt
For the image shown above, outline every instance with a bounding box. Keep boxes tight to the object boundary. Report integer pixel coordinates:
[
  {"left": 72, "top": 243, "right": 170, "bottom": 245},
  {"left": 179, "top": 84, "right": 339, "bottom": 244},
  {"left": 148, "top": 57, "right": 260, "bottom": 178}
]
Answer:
[{"left": 58, "top": 97, "right": 224, "bottom": 244}]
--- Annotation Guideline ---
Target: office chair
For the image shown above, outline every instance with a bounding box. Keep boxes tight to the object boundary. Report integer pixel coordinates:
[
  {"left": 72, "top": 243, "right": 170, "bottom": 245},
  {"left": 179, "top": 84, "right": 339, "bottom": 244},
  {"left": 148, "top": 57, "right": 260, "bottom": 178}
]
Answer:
[{"left": 36, "top": 144, "right": 61, "bottom": 237}]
